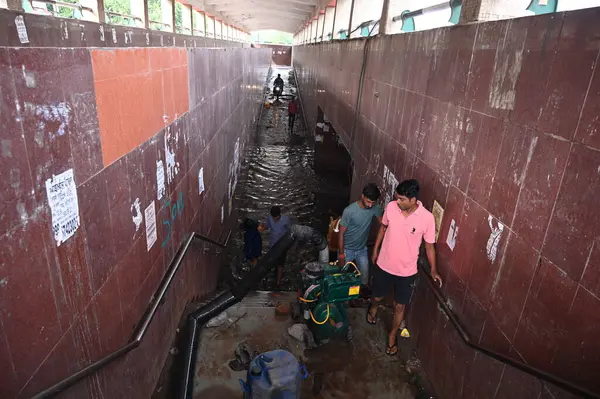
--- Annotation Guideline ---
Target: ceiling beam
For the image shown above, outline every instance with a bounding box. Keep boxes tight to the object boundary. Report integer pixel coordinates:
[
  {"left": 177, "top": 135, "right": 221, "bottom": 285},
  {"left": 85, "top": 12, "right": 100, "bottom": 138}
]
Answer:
[{"left": 205, "top": 0, "right": 318, "bottom": 7}]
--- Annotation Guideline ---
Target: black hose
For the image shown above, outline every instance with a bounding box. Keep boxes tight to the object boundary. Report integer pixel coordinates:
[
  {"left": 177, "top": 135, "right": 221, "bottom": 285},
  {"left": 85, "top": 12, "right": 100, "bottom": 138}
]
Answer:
[{"left": 178, "top": 224, "right": 328, "bottom": 399}]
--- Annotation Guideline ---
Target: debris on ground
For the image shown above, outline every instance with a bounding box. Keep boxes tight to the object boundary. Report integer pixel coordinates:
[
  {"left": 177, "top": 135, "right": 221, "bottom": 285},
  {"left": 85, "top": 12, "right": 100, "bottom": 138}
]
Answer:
[
  {"left": 288, "top": 323, "right": 310, "bottom": 342},
  {"left": 275, "top": 303, "right": 291, "bottom": 316},
  {"left": 206, "top": 311, "right": 230, "bottom": 327},
  {"left": 229, "top": 342, "right": 256, "bottom": 371}
]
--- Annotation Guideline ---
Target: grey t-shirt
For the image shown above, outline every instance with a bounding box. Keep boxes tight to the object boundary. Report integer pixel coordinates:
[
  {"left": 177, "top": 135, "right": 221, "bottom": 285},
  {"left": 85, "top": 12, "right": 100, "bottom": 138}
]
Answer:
[{"left": 340, "top": 202, "right": 383, "bottom": 250}]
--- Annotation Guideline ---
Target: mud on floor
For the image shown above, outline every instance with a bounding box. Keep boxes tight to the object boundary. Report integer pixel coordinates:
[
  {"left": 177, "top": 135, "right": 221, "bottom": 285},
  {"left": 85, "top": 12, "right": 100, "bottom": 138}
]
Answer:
[{"left": 193, "top": 292, "right": 418, "bottom": 399}]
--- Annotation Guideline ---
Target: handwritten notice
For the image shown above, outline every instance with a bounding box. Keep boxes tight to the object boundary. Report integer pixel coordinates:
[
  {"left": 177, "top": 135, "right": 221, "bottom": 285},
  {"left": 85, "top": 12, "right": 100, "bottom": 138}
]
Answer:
[
  {"left": 432, "top": 200, "right": 444, "bottom": 243},
  {"left": 15, "top": 16, "right": 30, "bottom": 44},
  {"left": 198, "top": 167, "right": 205, "bottom": 194},
  {"left": 145, "top": 201, "right": 157, "bottom": 251},
  {"left": 446, "top": 219, "right": 458, "bottom": 251},
  {"left": 46, "top": 169, "right": 79, "bottom": 246},
  {"left": 157, "top": 160, "right": 165, "bottom": 200}
]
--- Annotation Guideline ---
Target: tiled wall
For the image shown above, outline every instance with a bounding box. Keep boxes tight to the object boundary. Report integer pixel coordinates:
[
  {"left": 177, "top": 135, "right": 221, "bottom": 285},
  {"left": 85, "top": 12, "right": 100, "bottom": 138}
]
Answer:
[
  {"left": 294, "top": 7, "right": 600, "bottom": 399},
  {"left": 0, "top": 10, "right": 270, "bottom": 398}
]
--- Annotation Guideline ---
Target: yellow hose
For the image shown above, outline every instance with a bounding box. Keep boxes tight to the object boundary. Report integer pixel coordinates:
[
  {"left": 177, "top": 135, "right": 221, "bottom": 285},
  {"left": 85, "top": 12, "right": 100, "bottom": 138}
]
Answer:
[
  {"left": 344, "top": 261, "right": 360, "bottom": 276},
  {"left": 310, "top": 305, "right": 330, "bottom": 325},
  {"left": 298, "top": 296, "right": 316, "bottom": 303}
]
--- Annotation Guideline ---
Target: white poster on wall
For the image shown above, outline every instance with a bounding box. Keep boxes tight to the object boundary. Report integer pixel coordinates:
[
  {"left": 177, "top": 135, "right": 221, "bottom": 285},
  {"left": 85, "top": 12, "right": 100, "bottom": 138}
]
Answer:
[
  {"left": 15, "top": 16, "right": 30, "bottom": 44},
  {"left": 145, "top": 201, "right": 157, "bottom": 251},
  {"left": 45, "top": 169, "right": 80, "bottom": 246}
]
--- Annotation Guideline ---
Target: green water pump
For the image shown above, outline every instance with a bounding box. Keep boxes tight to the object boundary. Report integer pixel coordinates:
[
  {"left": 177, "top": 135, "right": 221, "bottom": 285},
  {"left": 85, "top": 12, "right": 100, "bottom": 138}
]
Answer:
[{"left": 293, "top": 262, "right": 362, "bottom": 344}]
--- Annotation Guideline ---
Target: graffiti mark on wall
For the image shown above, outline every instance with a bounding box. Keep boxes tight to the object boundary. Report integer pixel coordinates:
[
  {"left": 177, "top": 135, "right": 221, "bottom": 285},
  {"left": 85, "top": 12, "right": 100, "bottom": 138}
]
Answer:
[
  {"left": 165, "top": 126, "right": 180, "bottom": 185},
  {"left": 131, "top": 198, "right": 142, "bottom": 233},
  {"left": 161, "top": 191, "right": 184, "bottom": 247},
  {"left": 24, "top": 102, "right": 72, "bottom": 140}
]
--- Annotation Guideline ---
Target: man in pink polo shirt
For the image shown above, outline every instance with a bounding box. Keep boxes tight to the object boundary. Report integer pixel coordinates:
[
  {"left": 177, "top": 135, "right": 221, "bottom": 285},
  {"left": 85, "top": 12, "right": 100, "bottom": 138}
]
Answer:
[{"left": 368, "top": 179, "right": 443, "bottom": 356}]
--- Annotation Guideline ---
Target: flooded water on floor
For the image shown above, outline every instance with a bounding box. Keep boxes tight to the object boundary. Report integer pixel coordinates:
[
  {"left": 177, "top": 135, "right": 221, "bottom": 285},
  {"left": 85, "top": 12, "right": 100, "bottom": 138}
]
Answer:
[{"left": 222, "top": 65, "right": 351, "bottom": 291}]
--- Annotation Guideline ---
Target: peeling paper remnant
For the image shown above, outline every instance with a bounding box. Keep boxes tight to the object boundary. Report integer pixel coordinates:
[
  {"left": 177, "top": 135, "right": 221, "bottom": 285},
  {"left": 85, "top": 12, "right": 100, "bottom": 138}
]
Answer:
[
  {"left": 145, "top": 201, "right": 157, "bottom": 251},
  {"left": 131, "top": 198, "right": 142, "bottom": 233},
  {"left": 165, "top": 129, "right": 180, "bottom": 185},
  {"left": 198, "top": 167, "right": 205, "bottom": 194},
  {"left": 156, "top": 160, "right": 165, "bottom": 200},
  {"left": 446, "top": 219, "right": 458, "bottom": 251},
  {"left": 486, "top": 215, "right": 504, "bottom": 262}
]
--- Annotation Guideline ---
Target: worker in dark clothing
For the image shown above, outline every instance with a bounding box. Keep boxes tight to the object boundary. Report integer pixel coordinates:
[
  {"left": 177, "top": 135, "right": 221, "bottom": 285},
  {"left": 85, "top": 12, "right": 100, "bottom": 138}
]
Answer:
[
  {"left": 273, "top": 74, "right": 284, "bottom": 100},
  {"left": 274, "top": 74, "right": 284, "bottom": 89},
  {"left": 288, "top": 97, "right": 297, "bottom": 132},
  {"left": 241, "top": 218, "right": 262, "bottom": 266}
]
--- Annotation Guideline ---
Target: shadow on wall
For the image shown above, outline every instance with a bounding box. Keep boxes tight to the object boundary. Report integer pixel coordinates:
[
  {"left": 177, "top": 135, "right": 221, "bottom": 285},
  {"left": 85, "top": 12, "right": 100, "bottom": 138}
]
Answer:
[
  {"left": 294, "top": 7, "right": 600, "bottom": 399},
  {"left": 0, "top": 9, "right": 271, "bottom": 398}
]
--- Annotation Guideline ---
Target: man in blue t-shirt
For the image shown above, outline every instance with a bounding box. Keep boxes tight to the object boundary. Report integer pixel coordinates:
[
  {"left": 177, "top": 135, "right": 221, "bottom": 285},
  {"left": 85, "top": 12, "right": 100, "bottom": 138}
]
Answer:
[
  {"left": 260, "top": 206, "right": 291, "bottom": 288},
  {"left": 338, "top": 183, "right": 383, "bottom": 287}
]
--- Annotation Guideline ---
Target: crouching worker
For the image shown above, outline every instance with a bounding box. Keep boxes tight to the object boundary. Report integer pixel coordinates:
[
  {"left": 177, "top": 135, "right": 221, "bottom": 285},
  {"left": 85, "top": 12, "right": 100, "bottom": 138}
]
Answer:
[
  {"left": 259, "top": 206, "right": 291, "bottom": 288},
  {"left": 241, "top": 218, "right": 262, "bottom": 266}
]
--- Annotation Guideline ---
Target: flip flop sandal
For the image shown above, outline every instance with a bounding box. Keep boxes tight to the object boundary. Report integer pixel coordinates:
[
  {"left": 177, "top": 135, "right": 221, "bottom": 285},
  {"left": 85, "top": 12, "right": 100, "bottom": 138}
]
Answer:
[
  {"left": 386, "top": 344, "right": 398, "bottom": 356},
  {"left": 366, "top": 304, "right": 377, "bottom": 325}
]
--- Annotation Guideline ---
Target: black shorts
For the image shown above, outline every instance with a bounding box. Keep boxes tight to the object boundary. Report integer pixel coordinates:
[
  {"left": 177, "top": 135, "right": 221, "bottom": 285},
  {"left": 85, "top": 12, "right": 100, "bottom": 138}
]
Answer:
[
  {"left": 372, "top": 267, "right": 418, "bottom": 305},
  {"left": 276, "top": 251, "right": 287, "bottom": 268}
]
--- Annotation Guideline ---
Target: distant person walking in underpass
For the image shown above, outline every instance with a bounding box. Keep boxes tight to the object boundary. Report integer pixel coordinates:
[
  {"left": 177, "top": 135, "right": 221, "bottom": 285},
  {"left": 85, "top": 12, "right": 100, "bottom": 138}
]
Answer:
[{"left": 288, "top": 97, "right": 297, "bottom": 132}]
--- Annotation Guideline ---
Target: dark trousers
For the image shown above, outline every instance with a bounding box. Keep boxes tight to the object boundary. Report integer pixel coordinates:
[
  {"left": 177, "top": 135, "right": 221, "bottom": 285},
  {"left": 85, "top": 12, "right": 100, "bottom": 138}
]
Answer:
[{"left": 288, "top": 113, "right": 296, "bottom": 130}]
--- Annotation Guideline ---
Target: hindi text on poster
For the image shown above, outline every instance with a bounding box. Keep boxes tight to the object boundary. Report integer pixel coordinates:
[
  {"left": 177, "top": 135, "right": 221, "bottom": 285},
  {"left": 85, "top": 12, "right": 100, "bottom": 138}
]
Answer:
[{"left": 45, "top": 169, "right": 80, "bottom": 246}]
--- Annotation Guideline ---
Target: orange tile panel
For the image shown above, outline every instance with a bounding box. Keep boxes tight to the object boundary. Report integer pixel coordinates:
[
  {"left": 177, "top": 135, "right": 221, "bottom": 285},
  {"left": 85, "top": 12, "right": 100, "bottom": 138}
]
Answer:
[{"left": 95, "top": 78, "right": 124, "bottom": 166}]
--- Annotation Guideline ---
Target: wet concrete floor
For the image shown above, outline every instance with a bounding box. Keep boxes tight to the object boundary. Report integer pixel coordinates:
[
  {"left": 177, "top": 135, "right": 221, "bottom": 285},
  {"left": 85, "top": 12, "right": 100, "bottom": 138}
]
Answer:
[
  {"left": 223, "top": 65, "right": 350, "bottom": 291},
  {"left": 193, "top": 292, "right": 416, "bottom": 399}
]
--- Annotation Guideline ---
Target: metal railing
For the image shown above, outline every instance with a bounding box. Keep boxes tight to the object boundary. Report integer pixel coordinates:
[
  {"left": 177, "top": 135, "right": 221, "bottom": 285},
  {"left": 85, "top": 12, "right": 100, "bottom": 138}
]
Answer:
[
  {"left": 31, "top": 231, "right": 231, "bottom": 399},
  {"left": 420, "top": 268, "right": 599, "bottom": 398}
]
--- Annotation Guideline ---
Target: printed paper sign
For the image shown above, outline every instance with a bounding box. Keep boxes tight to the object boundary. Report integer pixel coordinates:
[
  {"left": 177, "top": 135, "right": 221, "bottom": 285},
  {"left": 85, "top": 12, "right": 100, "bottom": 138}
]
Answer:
[
  {"left": 446, "top": 219, "right": 458, "bottom": 251},
  {"left": 145, "top": 201, "right": 157, "bottom": 251},
  {"left": 432, "top": 201, "right": 444, "bottom": 243},
  {"left": 198, "top": 167, "right": 205, "bottom": 194},
  {"left": 15, "top": 16, "right": 30, "bottom": 44},
  {"left": 157, "top": 160, "right": 165, "bottom": 200},
  {"left": 46, "top": 169, "right": 79, "bottom": 246}
]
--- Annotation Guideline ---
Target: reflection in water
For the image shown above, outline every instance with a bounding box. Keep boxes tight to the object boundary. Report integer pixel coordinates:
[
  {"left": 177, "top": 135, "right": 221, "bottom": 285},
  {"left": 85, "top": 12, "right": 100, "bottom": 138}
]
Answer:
[{"left": 222, "top": 66, "right": 350, "bottom": 291}]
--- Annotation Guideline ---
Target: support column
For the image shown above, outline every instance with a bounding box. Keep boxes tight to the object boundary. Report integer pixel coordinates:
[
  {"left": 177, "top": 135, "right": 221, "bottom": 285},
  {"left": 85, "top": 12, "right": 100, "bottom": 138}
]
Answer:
[
  {"left": 161, "top": 0, "right": 174, "bottom": 31},
  {"left": 131, "top": 0, "right": 147, "bottom": 28},
  {"left": 0, "top": 0, "right": 23, "bottom": 11},
  {"left": 459, "top": 0, "right": 536, "bottom": 24},
  {"left": 379, "top": 0, "right": 391, "bottom": 34},
  {"left": 347, "top": 0, "right": 355, "bottom": 37}
]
